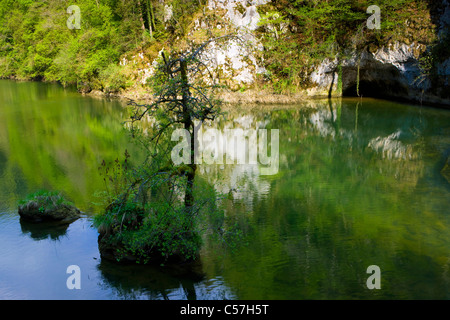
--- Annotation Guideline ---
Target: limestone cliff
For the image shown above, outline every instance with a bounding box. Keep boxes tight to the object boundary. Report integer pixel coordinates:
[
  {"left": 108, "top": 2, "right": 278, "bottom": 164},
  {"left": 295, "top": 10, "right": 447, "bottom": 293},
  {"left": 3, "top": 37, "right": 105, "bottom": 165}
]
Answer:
[
  {"left": 117, "top": 0, "right": 450, "bottom": 107},
  {"left": 302, "top": 0, "right": 450, "bottom": 106}
]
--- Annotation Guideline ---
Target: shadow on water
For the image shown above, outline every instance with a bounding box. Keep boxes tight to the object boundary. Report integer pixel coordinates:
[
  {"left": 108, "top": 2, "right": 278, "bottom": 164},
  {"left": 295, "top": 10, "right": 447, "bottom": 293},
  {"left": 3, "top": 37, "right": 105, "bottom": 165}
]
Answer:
[
  {"left": 97, "top": 259, "right": 206, "bottom": 300},
  {"left": 19, "top": 218, "right": 72, "bottom": 241}
]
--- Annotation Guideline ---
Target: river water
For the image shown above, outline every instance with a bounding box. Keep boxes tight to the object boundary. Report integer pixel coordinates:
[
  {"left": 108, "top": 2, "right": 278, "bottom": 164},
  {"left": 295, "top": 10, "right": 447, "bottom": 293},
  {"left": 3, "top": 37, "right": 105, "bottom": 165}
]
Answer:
[{"left": 0, "top": 79, "right": 449, "bottom": 299}]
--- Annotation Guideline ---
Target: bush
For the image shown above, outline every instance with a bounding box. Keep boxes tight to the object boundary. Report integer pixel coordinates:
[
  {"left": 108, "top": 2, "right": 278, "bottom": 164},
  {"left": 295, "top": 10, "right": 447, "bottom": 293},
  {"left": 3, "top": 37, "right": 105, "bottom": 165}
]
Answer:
[
  {"left": 99, "top": 63, "right": 129, "bottom": 94},
  {"left": 95, "top": 195, "right": 203, "bottom": 264},
  {"left": 93, "top": 150, "right": 226, "bottom": 265}
]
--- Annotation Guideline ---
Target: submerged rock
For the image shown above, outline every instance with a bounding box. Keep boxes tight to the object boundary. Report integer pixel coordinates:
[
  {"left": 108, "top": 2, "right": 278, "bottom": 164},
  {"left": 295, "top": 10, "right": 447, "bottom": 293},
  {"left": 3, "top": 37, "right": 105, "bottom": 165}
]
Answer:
[{"left": 18, "top": 191, "right": 81, "bottom": 223}]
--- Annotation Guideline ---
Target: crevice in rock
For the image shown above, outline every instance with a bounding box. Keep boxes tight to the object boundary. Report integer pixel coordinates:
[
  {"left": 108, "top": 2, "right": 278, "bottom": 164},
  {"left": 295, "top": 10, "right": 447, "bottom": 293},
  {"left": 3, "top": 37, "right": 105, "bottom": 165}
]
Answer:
[{"left": 341, "top": 58, "right": 411, "bottom": 100}]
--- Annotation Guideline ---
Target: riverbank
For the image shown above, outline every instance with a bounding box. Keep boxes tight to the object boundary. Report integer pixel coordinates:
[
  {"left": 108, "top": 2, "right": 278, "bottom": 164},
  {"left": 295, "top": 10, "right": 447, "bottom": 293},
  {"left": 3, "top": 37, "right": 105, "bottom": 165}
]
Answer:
[
  {"left": 86, "top": 84, "right": 450, "bottom": 110},
  {"left": 4, "top": 75, "right": 450, "bottom": 110},
  {"left": 87, "top": 86, "right": 310, "bottom": 105}
]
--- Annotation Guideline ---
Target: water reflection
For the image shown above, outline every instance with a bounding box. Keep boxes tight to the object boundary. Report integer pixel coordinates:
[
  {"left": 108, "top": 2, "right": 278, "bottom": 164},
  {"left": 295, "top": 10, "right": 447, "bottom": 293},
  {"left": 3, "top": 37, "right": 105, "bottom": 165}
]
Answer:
[
  {"left": 200, "top": 98, "right": 450, "bottom": 299},
  {"left": 0, "top": 80, "right": 144, "bottom": 212},
  {"left": 97, "top": 260, "right": 236, "bottom": 300},
  {"left": 196, "top": 114, "right": 276, "bottom": 208},
  {"left": 97, "top": 260, "right": 203, "bottom": 300},
  {"left": 19, "top": 219, "right": 71, "bottom": 241},
  {"left": 0, "top": 79, "right": 449, "bottom": 299}
]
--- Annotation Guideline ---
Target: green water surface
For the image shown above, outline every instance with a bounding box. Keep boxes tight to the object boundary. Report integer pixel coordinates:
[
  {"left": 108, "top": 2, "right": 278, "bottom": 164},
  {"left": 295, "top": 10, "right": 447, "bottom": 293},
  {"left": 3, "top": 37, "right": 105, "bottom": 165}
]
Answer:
[{"left": 0, "top": 80, "right": 449, "bottom": 299}]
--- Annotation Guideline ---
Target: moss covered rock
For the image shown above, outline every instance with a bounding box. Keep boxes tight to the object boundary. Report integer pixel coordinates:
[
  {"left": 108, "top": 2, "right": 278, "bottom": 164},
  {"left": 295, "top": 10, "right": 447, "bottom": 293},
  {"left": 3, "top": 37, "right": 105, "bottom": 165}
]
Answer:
[
  {"left": 95, "top": 200, "right": 201, "bottom": 265},
  {"left": 18, "top": 191, "right": 81, "bottom": 223}
]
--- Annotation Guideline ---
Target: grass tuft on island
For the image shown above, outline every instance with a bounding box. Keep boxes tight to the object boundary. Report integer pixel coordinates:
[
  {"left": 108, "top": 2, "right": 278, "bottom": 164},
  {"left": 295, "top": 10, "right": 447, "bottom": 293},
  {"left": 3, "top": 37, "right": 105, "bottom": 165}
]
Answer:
[{"left": 18, "top": 190, "right": 81, "bottom": 223}]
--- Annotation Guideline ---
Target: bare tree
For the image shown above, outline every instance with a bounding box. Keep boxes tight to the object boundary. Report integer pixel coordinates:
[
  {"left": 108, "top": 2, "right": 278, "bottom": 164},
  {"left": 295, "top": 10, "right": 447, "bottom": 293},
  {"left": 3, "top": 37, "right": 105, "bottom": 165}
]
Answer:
[{"left": 127, "top": 35, "right": 238, "bottom": 218}]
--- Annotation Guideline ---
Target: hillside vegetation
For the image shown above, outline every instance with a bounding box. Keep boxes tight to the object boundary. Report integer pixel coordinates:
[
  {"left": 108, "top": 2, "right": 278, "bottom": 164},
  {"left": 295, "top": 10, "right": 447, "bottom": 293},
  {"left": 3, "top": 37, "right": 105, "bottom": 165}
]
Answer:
[
  {"left": 0, "top": 0, "right": 447, "bottom": 96},
  {"left": 0, "top": 0, "right": 201, "bottom": 91}
]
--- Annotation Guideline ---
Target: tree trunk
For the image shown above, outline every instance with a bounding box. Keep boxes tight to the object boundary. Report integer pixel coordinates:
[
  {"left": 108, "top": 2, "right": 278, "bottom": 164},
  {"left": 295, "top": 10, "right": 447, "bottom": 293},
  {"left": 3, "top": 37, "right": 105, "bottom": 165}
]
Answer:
[
  {"left": 136, "top": 0, "right": 146, "bottom": 33},
  {"left": 149, "top": 0, "right": 156, "bottom": 32},
  {"left": 180, "top": 59, "right": 195, "bottom": 217},
  {"left": 146, "top": 0, "right": 154, "bottom": 40}
]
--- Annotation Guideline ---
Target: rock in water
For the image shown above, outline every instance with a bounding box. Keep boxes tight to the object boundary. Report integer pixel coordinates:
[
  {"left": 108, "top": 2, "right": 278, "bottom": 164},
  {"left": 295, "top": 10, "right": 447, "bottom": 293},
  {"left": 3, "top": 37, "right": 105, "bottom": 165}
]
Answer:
[{"left": 18, "top": 192, "right": 81, "bottom": 223}]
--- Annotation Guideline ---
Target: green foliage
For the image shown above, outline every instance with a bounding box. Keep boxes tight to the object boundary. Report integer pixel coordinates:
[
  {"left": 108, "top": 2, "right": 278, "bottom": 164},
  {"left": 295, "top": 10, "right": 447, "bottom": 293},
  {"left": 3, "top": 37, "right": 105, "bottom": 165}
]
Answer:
[
  {"left": 256, "top": 0, "right": 426, "bottom": 93},
  {"left": 416, "top": 29, "right": 450, "bottom": 90},
  {"left": 1, "top": 0, "right": 436, "bottom": 96},
  {"left": 97, "top": 149, "right": 132, "bottom": 204},
  {"left": 337, "top": 63, "right": 343, "bottom": 95},
  {"left": 94, "top": 39, "right": 235, "bottom": 264},
  {"left": 99, "top": 63, "right": 129, "bottom": 93},
  {"left": 93, "top": 156, "right": 225, "bottom": 263},
  {"left": 104, "top": 199, "right": 202, "bottom": 263},
  {"left": 431, "top": 31, "right": 450, "bottom": 63},
  {"left": 0, "top": 0, "right": 166, "bottom": 89},
  {"left": 18, "top": 190, "right": 74, "bottom": 209}
]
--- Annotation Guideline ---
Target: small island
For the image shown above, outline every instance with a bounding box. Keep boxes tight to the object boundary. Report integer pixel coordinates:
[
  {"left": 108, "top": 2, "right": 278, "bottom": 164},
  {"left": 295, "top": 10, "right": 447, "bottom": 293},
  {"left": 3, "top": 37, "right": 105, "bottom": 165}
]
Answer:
[{"left": 18, "top": 190, "right": 81, "bottom": 224}]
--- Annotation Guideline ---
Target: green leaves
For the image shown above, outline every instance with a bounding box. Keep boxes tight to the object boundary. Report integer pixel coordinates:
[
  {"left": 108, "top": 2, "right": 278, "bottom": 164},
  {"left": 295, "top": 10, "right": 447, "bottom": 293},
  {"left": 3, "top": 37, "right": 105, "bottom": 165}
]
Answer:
[
  {"left": 0, "top": 0, "right": 140, "bottom": 89},
  {"left": 257, "top": 0, "right": 421, "bottom": 92},
  {"left": 18, "top": 190, "right": 74, "bottom": 209}
]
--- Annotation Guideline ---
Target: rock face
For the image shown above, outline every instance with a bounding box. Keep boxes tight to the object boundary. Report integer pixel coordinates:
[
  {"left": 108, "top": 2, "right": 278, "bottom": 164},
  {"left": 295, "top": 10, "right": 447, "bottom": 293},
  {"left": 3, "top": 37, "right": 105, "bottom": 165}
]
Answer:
[
  {"left": 119, "top": 0, "right": 449, "bottom": 106},
  {"left": 308, "top": 1, "right": 450, "bottom": 106},
  {"left": 309, "top": 42, "right": 419, "bottom": 98},
  {"left": 343, "top": 42, "right": 427, "bottom": 101},
  {"left": 18, "top": 198, "right": 81, "bottom": 223},
  {"left": 199, "top": 0, "right": 270, "bottom": 89},
  {"left": 208, "top": 0, "right": 270, "bottom": 31},
  {"left": 308, "top": 41, "right": 450, "bottom": 106},
  {"left": 124, "top": 0, "right": 269, "bottom": 91},
  {"left": 202, "top": 0, "right": 449, "bottom": 105}
]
